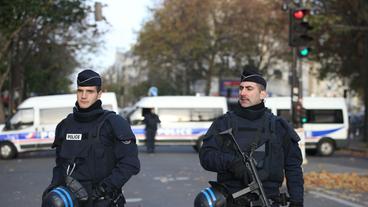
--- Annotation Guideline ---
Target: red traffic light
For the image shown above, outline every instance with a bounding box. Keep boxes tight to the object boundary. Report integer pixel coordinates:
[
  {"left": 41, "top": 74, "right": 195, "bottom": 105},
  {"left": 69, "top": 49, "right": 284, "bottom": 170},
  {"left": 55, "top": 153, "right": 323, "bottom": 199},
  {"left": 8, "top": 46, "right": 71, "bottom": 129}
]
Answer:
[{"left": 293, "top": 10, "right": 307, "bottom": 19}]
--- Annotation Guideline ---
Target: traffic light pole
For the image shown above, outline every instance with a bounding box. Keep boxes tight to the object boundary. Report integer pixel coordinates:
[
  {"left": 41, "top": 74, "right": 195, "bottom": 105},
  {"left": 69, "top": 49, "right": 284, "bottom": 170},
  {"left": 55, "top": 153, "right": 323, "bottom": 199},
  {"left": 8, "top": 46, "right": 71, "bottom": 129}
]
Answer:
[{"left": 291, "top": 47, "right": 302, "bottom": 129}]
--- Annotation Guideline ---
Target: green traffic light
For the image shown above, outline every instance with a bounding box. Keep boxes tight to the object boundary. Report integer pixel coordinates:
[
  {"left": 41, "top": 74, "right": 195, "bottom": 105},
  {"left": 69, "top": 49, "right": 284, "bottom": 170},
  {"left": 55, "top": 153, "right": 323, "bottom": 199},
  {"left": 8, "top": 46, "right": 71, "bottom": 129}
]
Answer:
[
  {"left": 298, "top": 47, "right": 310, "bottom": 57},
  {"left": 301, "top": 117, "right": 308, "bottom": 123}
]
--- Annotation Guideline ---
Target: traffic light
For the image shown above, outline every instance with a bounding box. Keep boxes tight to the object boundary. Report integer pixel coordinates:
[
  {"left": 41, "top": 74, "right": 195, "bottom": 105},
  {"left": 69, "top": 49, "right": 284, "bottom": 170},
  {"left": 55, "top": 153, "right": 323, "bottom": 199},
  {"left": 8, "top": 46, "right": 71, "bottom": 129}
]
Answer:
[
  {"left": 289, "top": 8, "right": 313, "bottom": 57},
  {"left": 295, "top": 100, "right": 308, "bottom": 124},
  {"left": 300, "top": 108, "right": 308, "bottom": 124},
  {"left": 297, "top": 47, "right": 310, "bottom": 58}
]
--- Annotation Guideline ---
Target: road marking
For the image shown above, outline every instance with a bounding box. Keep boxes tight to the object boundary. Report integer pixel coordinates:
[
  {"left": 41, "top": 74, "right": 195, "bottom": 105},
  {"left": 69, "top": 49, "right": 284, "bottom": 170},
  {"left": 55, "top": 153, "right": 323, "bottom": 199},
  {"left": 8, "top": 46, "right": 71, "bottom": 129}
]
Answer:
[
  {"left": 126, "top": 198, "right": 143, "bottom": 203},
  {"left": 153, "top": 176, "right": 190, "bottom": 183},
  {"left": 309, "top": 191, "right": 365, "bottom": 207},
  {"left": 176, "top": 176, "right": 190, "bottom": 181}
]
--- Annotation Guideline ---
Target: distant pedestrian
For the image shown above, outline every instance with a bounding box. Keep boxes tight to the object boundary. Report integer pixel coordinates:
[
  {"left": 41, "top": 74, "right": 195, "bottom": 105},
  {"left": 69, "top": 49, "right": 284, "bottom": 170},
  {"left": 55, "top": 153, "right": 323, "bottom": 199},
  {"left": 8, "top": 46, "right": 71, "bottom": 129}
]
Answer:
[{"left": 143, "top": 108, "right": 161, "bottom": 153}]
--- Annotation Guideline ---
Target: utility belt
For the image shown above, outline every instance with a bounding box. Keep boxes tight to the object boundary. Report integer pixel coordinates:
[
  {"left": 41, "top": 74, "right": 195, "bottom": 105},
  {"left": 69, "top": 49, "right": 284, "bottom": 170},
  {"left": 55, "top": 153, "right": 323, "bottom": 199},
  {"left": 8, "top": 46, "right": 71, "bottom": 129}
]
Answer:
[{"left": 230, "top": 193, "right": 289, "bottom": 207}]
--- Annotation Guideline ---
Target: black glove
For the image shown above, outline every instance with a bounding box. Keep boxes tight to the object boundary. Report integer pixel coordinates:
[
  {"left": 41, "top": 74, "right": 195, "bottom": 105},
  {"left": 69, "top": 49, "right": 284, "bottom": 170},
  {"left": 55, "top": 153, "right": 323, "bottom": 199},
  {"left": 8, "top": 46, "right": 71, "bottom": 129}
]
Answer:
[
  {"left": 229, "top": 158, "right": 251, "bottom": 185},
  {"left": 289, "top": 201, "right": 303, "bottom": 207},
  {"left": 92, "top": 182, "right": 118, "bottom": 200}
]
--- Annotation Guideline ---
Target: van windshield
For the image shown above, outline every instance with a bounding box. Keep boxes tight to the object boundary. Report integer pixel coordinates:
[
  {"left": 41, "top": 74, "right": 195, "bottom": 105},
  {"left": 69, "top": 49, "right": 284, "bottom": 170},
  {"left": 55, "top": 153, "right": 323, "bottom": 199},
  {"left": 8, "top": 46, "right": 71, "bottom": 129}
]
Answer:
[
  {"left": 277, "top": 109, "right": 344, "bottom": 124},
  {"left": 6, "top": 108, "right": 34, "bottom": 130}
]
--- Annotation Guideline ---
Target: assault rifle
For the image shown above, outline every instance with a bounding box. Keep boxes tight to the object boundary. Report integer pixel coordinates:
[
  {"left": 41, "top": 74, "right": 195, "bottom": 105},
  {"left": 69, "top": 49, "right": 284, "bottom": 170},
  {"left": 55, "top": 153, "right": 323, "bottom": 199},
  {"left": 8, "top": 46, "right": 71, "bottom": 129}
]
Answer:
[{"left": 219, "top": 128, "right": 271, "bottom": 207}]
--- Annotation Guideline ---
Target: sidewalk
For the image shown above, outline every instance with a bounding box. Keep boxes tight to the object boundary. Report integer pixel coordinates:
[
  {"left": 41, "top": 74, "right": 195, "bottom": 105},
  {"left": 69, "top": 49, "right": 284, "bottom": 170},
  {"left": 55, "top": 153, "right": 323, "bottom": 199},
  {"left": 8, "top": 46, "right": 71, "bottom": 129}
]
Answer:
[
  {"left": 340, "top": 135, "right": 368, "bottom": 156},
  {"left": 347, "top": 138, "right": 368, "bottom": 152}
]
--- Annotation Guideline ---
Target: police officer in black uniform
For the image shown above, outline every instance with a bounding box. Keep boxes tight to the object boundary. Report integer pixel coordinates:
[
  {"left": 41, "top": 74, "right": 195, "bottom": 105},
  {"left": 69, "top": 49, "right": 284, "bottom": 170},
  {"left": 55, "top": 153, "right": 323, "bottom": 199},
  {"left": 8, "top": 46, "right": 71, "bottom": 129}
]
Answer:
[
  {"left": 42, "top": 69, "right": 140, "bottom": 207},
  {"left": 143, "top": 108, "right": 161, "bottom": 153},
  {"left": 199, "top": 66, "right": 304, "bottom": 207}
]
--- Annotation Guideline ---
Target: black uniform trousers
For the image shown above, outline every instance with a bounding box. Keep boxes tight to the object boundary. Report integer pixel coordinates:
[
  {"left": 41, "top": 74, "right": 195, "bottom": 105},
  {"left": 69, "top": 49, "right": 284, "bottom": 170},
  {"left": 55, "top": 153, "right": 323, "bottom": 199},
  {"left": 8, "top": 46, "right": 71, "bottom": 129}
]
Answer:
[{"left": 145, "top": 129, "right": 157, "bottom": 153}]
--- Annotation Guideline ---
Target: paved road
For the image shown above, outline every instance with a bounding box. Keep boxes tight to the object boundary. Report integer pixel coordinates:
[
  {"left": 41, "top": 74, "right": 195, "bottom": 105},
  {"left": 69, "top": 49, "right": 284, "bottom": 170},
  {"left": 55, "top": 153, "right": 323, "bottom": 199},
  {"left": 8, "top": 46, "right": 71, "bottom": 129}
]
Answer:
[{"left": 0, "top": 146, "right": 367, "bottom": 207}]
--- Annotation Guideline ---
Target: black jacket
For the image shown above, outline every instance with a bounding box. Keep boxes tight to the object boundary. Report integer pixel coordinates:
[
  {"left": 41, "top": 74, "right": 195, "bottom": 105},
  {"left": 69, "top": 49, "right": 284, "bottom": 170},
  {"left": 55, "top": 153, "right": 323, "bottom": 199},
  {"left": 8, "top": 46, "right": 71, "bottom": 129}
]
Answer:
[
  {"left": 143, "top": 112, "right": 161, "bottom": 131},
  {"left": 50, "top": 100, "right": 140, "bottom": 199},
  {"left": 199, "top": 102, "right": 304, "bottom": 204}
]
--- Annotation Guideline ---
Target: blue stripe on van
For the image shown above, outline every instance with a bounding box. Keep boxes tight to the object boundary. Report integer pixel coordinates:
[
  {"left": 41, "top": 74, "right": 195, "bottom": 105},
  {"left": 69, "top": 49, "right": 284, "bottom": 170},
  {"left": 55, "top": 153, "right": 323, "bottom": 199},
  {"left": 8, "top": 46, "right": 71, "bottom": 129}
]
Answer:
[
  {"left": 311, "top": 127, "right": 343, "bottom": 137},
  {"left": 191, "top": 128, "right": 208, "bottom": 134},
  {"left": 0, "top": 132, "right": 31, "bottom": 141},
  {"left": 0, "top": 131, "right": 54, "bottom": 141},
  {"left": 132, "top": 128, "right": 144, "bottom": 134}
]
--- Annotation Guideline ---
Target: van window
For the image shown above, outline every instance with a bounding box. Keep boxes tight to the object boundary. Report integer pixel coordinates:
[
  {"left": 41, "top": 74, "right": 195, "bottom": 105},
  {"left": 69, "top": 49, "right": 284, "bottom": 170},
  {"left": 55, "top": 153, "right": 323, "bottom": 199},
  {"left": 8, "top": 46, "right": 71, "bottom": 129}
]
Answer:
[
  {"left": 40, "top": 107, "right": 72, "bottom": 125},
  {"left": 276, "top": 109, "right": 344, "bottom": 124},
  {"left": 191, "top": 108, "right": 223, "bottom": 121},
  {"left": 8, "top": 108, "right": 34, "bottom": 130},
  {"left": 306, "top": 109, "right": 343, "bottom": 124},
  {"left": 128, "top": 107, "right": 224, "bottom": 124},
  {"left": 158, "top": 108, "right": 191, "bottom": 122},
  {"left": 158, "top": 108, "right": 223, "bottom": 122},
  {"left": 129, "top": 109, "right": 143, "bottom": 125}
]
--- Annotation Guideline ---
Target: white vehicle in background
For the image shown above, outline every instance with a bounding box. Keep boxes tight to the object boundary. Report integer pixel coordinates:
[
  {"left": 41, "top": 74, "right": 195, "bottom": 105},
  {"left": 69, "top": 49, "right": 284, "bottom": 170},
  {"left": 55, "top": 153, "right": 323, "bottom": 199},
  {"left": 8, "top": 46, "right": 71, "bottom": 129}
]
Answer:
[
  {"left": 127, "top": 96, "right": 228, "bottom": 151},
  {"left": 265, "top": 97, "right": 349, "bottom": 156},
  {"left": 0, "top": 93, "right": 119, "bottom": 159}
]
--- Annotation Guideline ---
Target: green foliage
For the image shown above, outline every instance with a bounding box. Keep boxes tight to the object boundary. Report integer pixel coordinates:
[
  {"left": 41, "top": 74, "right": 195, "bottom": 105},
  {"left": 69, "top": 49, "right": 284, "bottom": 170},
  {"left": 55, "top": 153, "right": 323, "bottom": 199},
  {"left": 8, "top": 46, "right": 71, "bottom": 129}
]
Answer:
[
  {"left": 0, "top": 0, "right": 102, "bottom": 96},
  {"left": 133, "top": 0, "right": 289, "bottom": 95},
  {"left": 24, "top": 42, "right": 77, "bottom": 95},
  {"left": 0, "top": 0, "right": 104, "bottom": 123},
  {"left": 309, "top": 0, "right": 368, "bottom": 92}
]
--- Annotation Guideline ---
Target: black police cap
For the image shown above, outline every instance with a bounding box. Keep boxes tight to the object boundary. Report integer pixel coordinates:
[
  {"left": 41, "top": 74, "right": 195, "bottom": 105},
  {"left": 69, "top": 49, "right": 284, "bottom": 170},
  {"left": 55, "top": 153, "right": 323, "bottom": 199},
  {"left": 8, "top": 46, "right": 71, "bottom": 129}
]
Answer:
[
  {"left": 240, "top": 65, "right": 267, "bottom": 89},
  {"left": 77, "top": 69, "right": 101, "bottom": 86}
]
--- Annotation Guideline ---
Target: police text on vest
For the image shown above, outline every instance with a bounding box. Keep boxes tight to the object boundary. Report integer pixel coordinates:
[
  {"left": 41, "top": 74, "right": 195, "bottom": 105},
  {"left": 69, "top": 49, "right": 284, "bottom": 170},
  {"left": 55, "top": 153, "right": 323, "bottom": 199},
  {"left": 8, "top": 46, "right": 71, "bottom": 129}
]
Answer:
[{"left": 66, "top": 134, "right": 82, "bottom": 140}]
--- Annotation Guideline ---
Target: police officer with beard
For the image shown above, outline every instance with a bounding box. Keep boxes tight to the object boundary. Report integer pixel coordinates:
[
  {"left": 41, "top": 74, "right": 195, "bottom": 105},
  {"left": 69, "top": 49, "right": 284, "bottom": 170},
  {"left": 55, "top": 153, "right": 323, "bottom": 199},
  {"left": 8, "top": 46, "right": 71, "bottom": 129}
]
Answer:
[
  {"left": 42, "top": 69, "right": 140, "bottom": 207},
  {"left": 199, "top": 66, "right": 304, "bottom": 207}
]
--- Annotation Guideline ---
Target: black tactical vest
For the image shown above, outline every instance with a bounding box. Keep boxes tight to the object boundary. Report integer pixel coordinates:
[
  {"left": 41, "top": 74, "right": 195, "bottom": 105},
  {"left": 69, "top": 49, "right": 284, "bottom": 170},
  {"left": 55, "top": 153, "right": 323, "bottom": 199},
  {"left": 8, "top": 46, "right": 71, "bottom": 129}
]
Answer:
[
  {"left": 226, "top": 111, "right": 284, "bottom": 183},
  {"left": 57, "top": 111, "right": 116, "bottom": 185}
]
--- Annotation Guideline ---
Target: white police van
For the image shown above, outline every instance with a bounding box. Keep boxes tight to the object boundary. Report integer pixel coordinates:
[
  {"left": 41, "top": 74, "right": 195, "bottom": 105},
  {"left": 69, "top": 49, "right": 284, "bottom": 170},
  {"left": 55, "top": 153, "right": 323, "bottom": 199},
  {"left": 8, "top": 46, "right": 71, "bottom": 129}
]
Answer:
[
  {"left": 127, "top": 96, "right": 228, "bottom": 151},
  {"left": 265, "top": 97, "right": 349, "bottom": 156},
  {"left": 0, "top": 93, "right": 119, "bottom": 159}
]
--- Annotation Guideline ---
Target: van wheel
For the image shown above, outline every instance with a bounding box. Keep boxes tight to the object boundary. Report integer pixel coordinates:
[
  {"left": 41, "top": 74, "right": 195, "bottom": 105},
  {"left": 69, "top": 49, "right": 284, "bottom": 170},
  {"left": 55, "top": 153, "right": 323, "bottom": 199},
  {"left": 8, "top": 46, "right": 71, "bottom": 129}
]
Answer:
[
  {"left": 193, "top": 136, "right": 205, "bottom": 153},
  {"left": 317, "top": 140, "right": 334, "bottom": 156},
  {"left": 0, "top": 142, "right": 18, "bottom": 159}
]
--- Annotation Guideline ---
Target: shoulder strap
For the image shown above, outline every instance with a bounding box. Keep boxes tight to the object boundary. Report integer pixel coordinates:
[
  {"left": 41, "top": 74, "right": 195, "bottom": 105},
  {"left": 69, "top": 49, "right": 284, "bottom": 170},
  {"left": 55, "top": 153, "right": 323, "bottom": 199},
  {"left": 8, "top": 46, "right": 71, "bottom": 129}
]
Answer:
[
  {"left": 276, "top": 116, "right": 292, "bottom": 147},
  {"left": 269, "top": 113, "right": 276, "bottom": 134},
  {"left": 92, "top": 111, "right": 116, "bottom": 139},
  {"left": 225, "top": 111, "right": 239, "bottom": 136}
]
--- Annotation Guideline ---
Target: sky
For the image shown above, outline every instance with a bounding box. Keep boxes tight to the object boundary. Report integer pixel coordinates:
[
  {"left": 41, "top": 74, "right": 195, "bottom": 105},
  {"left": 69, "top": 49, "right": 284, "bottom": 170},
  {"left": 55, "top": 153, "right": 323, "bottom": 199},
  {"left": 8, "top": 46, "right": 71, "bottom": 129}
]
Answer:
[{"left": 90, "top": 0, "right": 157, "bottom": 72}]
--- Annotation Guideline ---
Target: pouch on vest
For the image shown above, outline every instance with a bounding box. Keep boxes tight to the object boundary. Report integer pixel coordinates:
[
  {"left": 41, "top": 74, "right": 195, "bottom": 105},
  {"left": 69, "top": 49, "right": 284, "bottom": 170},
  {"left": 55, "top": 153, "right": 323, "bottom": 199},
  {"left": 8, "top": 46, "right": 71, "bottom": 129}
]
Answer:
[{"left": 59, "top": 111, "right": 115, "bottom": 182}]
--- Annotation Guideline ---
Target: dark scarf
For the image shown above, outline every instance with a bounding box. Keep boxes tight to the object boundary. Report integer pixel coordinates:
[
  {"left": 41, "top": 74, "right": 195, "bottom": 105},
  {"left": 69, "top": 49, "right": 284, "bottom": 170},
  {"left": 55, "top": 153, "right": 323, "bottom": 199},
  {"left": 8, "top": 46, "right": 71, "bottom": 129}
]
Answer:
[
  {"left": 233, "top": 101, "right": 266, "bottom": 120},
  {"left": 73, "top": 100, "right": 105, "bottom": 122}
]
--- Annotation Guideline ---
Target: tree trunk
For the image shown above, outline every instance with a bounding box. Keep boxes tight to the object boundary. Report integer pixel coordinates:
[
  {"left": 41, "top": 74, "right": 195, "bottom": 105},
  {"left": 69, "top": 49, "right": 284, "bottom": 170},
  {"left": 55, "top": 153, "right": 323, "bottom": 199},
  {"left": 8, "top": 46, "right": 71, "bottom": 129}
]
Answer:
[
  {"left": 0, "top": 51, "right": 12, "bottom": 122},
  {"left": 205, "top": 54, "right": 216, "bottom": 96},
  {"left": 364, "top": 79, "right": 368, "bottom": 142},
  {"left": 0, "top": 101, "right": 5, "bottom": 123},
  {"left": 363, "top": 33, "right": 368, "bottom": 142}
]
